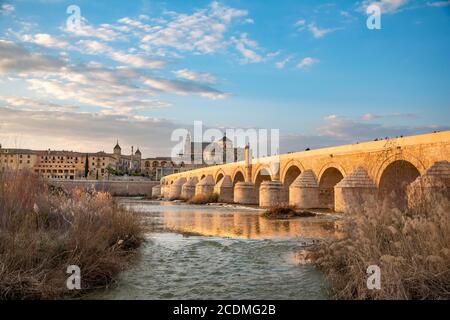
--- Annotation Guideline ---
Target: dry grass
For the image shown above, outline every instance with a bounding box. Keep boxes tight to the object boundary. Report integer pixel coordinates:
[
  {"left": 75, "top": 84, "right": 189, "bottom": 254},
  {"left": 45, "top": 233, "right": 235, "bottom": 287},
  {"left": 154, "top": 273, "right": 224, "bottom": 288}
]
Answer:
[
  {"left": 310, "top": 187, "right": 450, "bottom": 300},
  {"left": 187, "top": 193, "right": 219, "bottom": 204},
  {"left": 0, "top": 170, "right": 144, "bottom": 300}
]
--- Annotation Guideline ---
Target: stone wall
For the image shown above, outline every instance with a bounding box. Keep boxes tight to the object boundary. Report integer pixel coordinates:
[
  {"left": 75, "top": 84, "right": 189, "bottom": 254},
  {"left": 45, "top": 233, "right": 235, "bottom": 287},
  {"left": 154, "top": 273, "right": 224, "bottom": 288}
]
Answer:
[{"left": 49, "top": 179, "right": 158, "bottom": 197}]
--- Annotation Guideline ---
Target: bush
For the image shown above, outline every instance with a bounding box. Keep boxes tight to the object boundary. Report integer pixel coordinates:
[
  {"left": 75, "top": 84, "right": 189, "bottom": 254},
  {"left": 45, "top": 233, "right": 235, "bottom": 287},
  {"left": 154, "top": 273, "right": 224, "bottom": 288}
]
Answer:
[
  {"left": 187, "top": 193, "right": 219, "bottom": 204},
  {"left": 309, "top": 190, "right": 450, "bottom": 299},
  {"left": 263, "top": 205, "right": 317, "bottom": 219},
  {"left": 0, "top": 170, "right": 144, "bottom": 299}
]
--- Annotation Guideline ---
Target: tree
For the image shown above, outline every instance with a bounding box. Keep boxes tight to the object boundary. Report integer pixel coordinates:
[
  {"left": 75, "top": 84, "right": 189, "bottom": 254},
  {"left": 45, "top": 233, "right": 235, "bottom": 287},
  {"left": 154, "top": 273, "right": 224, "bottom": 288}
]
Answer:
[{"left": 84, "top": 154, "right": 89, "bottom": 178}]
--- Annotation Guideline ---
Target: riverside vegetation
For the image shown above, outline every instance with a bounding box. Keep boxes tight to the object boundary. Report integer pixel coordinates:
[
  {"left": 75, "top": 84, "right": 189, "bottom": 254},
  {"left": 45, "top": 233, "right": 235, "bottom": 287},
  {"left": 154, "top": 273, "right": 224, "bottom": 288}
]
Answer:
[
  {"left": 309, "top": 187, "right": 450, "bottom": 299},
  {"left": 0, "top": 170, "right": 144, "bottom": 299}
]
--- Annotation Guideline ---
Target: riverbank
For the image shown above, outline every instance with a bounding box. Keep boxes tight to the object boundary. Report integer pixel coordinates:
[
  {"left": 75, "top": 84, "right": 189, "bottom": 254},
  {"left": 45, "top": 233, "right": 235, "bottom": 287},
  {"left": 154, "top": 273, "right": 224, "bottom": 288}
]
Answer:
[
  {"left": 0, "top": 170, "right": 144, "bottom": 299},
  {"left": 309, "top": 191, "right": 450, "bottom": 300}
]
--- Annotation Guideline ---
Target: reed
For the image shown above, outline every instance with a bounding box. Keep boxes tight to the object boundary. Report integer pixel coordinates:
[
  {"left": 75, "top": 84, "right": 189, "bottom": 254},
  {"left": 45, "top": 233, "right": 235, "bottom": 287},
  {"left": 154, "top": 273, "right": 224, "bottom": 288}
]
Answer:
[
  {"left": 309, "top": 188, "right": 450, "bottom": 299},
  {"left": 0, "top": 170, "right": 144, "bottom": 299}
]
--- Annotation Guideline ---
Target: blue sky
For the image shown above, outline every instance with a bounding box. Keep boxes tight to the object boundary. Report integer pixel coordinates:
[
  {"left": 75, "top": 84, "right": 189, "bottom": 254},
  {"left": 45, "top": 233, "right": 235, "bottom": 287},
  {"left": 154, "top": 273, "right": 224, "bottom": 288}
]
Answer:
[{"left": 0, "top": 0, "right": 449, "bottom": 156}]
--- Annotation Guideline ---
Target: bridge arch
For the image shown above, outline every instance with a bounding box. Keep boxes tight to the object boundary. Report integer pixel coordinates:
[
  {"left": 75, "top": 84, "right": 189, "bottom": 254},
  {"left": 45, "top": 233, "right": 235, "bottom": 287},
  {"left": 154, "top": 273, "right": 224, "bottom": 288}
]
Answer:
[
  {"left": 318, "top": 163, "right": 346, "bottom": 210},
  {"left": 215, "top": 170, "right": 226, "bottom": 184},
  {"left": 281, "top": 160, "right": 305, "bottom": 188},
  {"left": 252, "top": 164, "right": 275, "bottom": 184},
  {"left": 374, "top": 152, "right": 426, "bottom": 186},
  {"left": 232, "top": 167, "right": 246, "bottom": 185},
  {"left": 377, "top": 156, "right": 423, "bottom": 209},
  {"left": 254, "top": 166, "right": 273, "bottom": 186}
]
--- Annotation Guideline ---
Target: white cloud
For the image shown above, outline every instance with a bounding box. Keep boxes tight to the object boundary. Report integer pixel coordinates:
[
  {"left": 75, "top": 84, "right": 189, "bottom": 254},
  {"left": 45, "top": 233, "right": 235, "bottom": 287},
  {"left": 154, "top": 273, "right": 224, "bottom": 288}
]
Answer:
[
  {"left": 297, "top": 57, "right": 319, "bottom": 69},
  {"left": 231, "top": 33, "right": 263, "bottom": 63},
  {"left": 63, "top": 18, "right": 124, "bottom": 42},
  {"left": 140, "top": 1, "right": 250, "bottom": 57},
  {"left": 359, "top": 0, "right": 409, "bottom": 14},
  {"left": 275, "top": 56, "right": 292, "bottom": 69},
  {"left": 173, "top": 69, "right": 217, "bottom": 84},
  {"left": 75, "top": 39, "right": 166, "bottom": 69},
  {"left": 308, "top": 23, "right": 339, "bottom": 39},
  {"left": 0, "top": 4, "right": 14, "bottom": 14},
  {"left": 21, "top": 33, "right": 70, "bottom": 49},
  {"left": 294, "top": 19, "right": 306, "bottom": 30},
  {"left": 108, "top": 51, "right": 166, "bottom": 69}
]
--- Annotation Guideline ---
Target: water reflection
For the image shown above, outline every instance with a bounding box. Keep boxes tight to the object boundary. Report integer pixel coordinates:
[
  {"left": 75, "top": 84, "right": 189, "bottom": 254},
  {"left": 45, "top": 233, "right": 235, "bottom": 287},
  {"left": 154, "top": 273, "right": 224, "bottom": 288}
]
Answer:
[{"left": 122, "top": 200, "right": 343, "bottom": 240}]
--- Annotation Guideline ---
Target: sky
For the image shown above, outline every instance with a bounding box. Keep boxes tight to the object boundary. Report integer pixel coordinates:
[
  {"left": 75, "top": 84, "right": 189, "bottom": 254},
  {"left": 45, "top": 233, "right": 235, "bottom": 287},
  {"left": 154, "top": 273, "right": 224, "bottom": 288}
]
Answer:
[{"left": 0, "top": 0, "right": 449, "bottom": 157}]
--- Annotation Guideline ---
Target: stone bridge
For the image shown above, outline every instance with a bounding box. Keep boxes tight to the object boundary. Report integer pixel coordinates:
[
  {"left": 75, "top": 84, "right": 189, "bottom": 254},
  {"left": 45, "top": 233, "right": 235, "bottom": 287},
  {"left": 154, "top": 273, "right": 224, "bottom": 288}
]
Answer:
[{"left": 156, "top": 131, "right": 450, "bottom": 213}]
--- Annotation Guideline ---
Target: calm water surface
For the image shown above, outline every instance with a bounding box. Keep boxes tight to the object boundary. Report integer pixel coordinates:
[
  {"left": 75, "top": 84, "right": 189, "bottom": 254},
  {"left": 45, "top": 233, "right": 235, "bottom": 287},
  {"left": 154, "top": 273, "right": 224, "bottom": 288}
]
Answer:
[{"left": 90, "top": 200, "right": 342, "bottom": 300}]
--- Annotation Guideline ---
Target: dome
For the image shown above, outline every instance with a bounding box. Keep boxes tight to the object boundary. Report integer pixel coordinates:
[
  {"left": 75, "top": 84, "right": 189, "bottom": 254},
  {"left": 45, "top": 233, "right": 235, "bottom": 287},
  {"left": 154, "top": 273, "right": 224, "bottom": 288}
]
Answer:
[
  {"left": 135, "top": 148, "right": 142, "bottom": 155},
  {"left": 114, "top": 140, "right": 121, "bottom": 150}
]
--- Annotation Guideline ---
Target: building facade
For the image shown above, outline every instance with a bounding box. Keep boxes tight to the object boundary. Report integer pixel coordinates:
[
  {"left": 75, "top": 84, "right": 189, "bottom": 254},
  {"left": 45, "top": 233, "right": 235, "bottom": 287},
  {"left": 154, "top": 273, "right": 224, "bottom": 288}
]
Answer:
[
  {"left": 0, "top": 142, "right": 144, "bottom": 180},
  {"left": 0, "top": 137, "right": 242, "bottom": 181},
  {"left": 181, "top": 134, "right": 245, "bottom": 166}
]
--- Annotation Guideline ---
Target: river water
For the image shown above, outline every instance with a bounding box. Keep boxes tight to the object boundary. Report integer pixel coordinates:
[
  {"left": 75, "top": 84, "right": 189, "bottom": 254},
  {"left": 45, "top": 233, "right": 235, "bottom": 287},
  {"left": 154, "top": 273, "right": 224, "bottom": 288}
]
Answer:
[{"left": 90, "top": 200, "right": 342, "bottom": 300}]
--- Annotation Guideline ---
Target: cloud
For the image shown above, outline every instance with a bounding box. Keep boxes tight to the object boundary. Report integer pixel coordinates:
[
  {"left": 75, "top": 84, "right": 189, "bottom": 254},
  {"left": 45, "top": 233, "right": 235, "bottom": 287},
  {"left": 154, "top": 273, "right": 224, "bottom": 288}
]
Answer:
[
  {"left": 427, "top": 1, "right": 450, "bottom": 7},
  {"left": 0, "top": 106, "right": 182, "bottom": 157},
  {"left": 275, "top": 56, "right": 292, "bottom": 69},
  {"left": 361, "top": 112, "right": 419, "bottom": 121},
  {"left": 143, "top": 78, "right": 228, "bottom": 99},
  {"left": 359, "top": 0, "right": 409, "bottom": 14},
  {"left": 140, "top": 1, "right": 251, "bottom": 58},
  {"left": 0, "top": 4, "right": 15, "bottom": 14},
  {"left": 294, "top": 19, "right": 306, "bottom": 29},
  {"left": 0, "top": 96, "right": 78, "bottom": 112},
  {"left": 231, "top": 33, "right": 263, "bottom": 63},
  {"left": 75, "top": 39, "right": 166, "bottom": 69},
  {"left": 21, "top": 33, "right": 70, "bottom": 49},
  {"left": 173, "top": 69, "right": 217, "bottom": 84},
  {"left": 0, "top": 40, "right": 66, "bottom": 74},
  {"left": 62, "top": 18, "right": 124, "bottom": 42},
  {"left": 308, "top": 23, "right": 339, "bottom": 38},
  {"left": 108, "top": 51, "right": 166, "bottom": 69},
  {"left": 297, "top": 57, "right": 319, "bottom": 69}
]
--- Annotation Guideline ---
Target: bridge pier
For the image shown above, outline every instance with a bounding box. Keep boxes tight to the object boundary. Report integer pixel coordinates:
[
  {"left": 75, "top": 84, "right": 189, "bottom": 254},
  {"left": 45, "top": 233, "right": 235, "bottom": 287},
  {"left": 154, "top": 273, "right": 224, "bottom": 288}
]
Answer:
[
  {"left": 259, "top": 180, "right": 286, "bottom": 208},
  {"left": 214, "top": 175, "right": 234, "bottom": 203},
  {"left": 289, "top": 170, "right": 319, "bottom": 209},
  {"left": 407, "top": 161, "right": 450, "bottom": 212},
  {"left": 169, "top": 177, "right": 187, "bottom": 200},
  {"left": 234, "top": 182, "right": 258, "bottom": 205},
  {"left": 162, "top": 184, "right": 170, "bottom": 199},
  {"left": 334, "top": 166, "right": 377, "bottom": 213},
  {"left": 195, "top": 175, "right": 215, "bottom": 197},
  {"left": 181, "top": 177, "right": 198, "bottom": 200},
  {"left": 152, "top": 184, "right": 161, "bottom": 198}
]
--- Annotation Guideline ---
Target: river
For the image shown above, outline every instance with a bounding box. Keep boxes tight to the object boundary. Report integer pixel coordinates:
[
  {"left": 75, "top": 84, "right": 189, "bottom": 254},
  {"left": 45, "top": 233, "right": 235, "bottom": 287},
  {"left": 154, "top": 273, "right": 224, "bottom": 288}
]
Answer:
[{"left": 89, "top": 199, "right": 342, "bottom": 300}]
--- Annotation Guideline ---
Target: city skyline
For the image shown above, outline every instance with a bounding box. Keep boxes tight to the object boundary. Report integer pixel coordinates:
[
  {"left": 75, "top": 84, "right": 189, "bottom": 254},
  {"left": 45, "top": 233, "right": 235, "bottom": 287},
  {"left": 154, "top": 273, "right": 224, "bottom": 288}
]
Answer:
[{"left": 1, "top": 0, "right": 450, "bottom": 157}]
